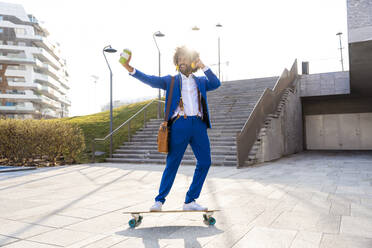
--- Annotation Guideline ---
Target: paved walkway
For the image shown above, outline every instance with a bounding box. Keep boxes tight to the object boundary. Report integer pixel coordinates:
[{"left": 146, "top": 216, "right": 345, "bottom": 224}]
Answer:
[{"left": 0, "top": 151, "right": 372, "bottom": 247}]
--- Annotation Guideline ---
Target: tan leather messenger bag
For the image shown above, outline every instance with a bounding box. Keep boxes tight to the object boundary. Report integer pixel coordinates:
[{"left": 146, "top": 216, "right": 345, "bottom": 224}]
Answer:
[{"left": 157, "top": 77, "right": 175, "bottom": 154}]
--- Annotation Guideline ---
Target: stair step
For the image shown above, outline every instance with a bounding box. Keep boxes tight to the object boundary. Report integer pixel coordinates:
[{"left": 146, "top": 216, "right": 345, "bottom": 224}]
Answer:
[
  {"left": 114, "top": 149, "right": 237, "bottom": 156},
  {"left": 106, "top": 157, "right": 237, "bottom": 166},
  {"left": 112, "top": 153, "right": 237, "bottom": 161},
  {"left": 124, "top": 141, "right": 236, "bottom": 146},
  {"left": 119, "top": 145, "right": 237, "bottom": 151},
  {"left": 131, "top": 136, "right": 236, "bottom": 142}
]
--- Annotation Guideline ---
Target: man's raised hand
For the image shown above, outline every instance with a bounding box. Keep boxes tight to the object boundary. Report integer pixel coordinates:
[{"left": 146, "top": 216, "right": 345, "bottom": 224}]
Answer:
[
  {"left": 121, "top": 54, "right": 134, "bottom": 73},
  {"left": 195, "top": 58, "right": 205, "bottom": 70}
]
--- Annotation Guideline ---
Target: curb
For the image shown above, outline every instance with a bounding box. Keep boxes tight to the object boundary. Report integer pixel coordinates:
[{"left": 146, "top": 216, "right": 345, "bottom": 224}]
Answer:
[{"left": 0, "top": 166, "right": 37, "bottom": 173}]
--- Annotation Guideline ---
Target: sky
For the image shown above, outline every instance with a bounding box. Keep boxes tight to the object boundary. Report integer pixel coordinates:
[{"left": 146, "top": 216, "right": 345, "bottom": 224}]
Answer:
[{"left": 8, "top": 0, "right": 349, "bottom": 116}]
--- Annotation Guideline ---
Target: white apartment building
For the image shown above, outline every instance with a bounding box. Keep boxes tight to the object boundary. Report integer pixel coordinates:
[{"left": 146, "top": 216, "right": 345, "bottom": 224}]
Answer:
[{"left": 0, "top": 2, "right": 70, "bottom": 119}]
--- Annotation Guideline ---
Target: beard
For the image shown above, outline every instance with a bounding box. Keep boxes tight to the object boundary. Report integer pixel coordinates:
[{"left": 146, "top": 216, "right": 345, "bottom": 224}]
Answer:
[{"left": 179, "top": 64, "right": 192, "bottom": 75}]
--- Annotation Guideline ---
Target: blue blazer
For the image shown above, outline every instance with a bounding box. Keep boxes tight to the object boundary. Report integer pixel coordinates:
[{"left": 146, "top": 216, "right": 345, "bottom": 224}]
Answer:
[{"left": 131, "top": 68, "right": 221, "bottom": 128}]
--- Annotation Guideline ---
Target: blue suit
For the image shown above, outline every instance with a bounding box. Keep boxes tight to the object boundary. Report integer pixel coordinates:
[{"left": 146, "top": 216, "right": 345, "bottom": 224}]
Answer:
[{"left": 131, "top": 68, "right": 221, "bottom": 204}]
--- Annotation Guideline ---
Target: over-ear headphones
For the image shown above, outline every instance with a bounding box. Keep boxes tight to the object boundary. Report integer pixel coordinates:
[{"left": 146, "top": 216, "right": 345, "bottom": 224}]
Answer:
[{"left": 176, "top": 62, "right": 196, "bottom": 71}]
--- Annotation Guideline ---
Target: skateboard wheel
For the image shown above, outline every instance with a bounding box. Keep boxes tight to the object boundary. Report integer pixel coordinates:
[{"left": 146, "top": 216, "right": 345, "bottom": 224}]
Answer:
[
  {"left": 208, "top": 217, "right": 216, "bottom": 225},
  {"left": 128, "top": 219, "right": 136, "bottom": 228}
]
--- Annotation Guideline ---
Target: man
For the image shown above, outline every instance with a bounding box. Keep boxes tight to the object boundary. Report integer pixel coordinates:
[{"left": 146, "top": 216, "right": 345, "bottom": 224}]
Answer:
[{"left": 121, "top": 46, "right": 221, "bottom": 211}]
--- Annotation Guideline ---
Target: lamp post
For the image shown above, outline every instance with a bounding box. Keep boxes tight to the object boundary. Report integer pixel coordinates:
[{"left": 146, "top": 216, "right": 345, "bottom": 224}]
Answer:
[
  {"left": 191, "top": 24, "right": 223, "bottom": 81},
  {"left": 216, "top": 23, "right": 223, "bottom": 81},
  {"left": 91, "top": 75, "right": 99, "bottom": 113},
  {"left": 336, "top": 32, "right": 344, "bottom": 71},
  {"left": 103, "top": 45, "right": 117, "bottom": 158},
  {"left": 153, "top": 31, "right": 165, "bottom": 119}
]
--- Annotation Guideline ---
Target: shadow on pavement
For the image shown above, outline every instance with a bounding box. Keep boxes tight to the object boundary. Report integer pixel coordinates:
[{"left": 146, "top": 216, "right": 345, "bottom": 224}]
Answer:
[{"left": 116, "top": 225, "right": 224, "bottom": 248}]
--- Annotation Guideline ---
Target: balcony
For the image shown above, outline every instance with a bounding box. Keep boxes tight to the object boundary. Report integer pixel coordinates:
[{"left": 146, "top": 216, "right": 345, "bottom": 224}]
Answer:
[
  {"left": 0, "top": 105, "right": 35, "bottom": 114},
  {"left": 37, "top": 84, "right": 61, "bottom": 101},
  {"left": 43, "top": 109, "right": 60, "bottom": 118},
  {"left": 33, "top": 47, "right": 62, "bottom": 70},
  {"left": 58, "top": 76, "right": 70, "bottom": 89},
  {"left": 0, "top": 55, "right": 35, "bottom": 65},
  {"left": 35, "top": 59, "right": 61, "bottom": 80},
  {"left": 38, "top": 95, "right": 60, "bottom": 109},
  {"left": 4, "top": 69, "right": 26, "bottom": 78},
  {"left": 7, "top": 82, "right": 38, "bottom": 90},
  {"left": 33, "top": 35, "right": 62, "bottom": 61},
  {"left": 0, "top": 93, "right": 39, "bottom": 102},
  {"left": 34, "top": 72, "right": 61, "bottom": 90},
  {"left": 59, "top": 96, "right": 71, "bottom": 106}
]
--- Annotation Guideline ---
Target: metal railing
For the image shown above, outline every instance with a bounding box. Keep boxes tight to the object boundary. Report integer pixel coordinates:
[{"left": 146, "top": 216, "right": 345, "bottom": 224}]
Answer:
[
  {"left": 236, "top": 59, "right": 298, "bottom": 168},
  {"left": 91, "top": 99, "right": 165, "bottom": 163}
]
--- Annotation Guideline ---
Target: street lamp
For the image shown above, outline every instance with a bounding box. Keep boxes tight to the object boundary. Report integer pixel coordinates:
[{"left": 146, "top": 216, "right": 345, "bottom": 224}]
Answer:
[
  {"left": 153, "top": 31, "right": 165, "bottom": 119},
  {"left": 91, "top": 75, "right": 99, "bottom": 113},
  {"left": 336, "top": 32, "right": 344, "bottom": 71},
  {"left": 102, "top": 45, "right": 117, "bottom": 158},
  {"left": 191, "top": 24, "right": 223, "bottom": 81},
  {"left": 216, "top": 23, "right": 223, "bottom": 81}
]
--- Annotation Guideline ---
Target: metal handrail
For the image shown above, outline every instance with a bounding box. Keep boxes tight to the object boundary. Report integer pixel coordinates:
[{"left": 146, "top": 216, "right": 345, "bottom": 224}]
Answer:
[{"left": 91, "top": 99, "right": 165, "bottom": 162}]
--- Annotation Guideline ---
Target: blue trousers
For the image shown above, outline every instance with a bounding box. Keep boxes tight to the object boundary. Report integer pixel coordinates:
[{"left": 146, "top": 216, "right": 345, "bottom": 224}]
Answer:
[{"left": 155, "top": 115, "right": 211, "bottom": 204}]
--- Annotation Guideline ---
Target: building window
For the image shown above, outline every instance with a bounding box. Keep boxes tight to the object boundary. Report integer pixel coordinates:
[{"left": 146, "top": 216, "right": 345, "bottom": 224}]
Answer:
[
  {"left": 15, "top": 28, "right": 26, "bottom": 35},
  {"left": 18, "top": 42, "right": 26, "bottom": 46},
  {"left": 0, "top": 28, "right": 3, "bottom": 33},
  {"left": 0, "top": 16, "right": 3, "bottom": 21},
  {"left": 5, "top": 102, "right": 15, "bottom": 106}
]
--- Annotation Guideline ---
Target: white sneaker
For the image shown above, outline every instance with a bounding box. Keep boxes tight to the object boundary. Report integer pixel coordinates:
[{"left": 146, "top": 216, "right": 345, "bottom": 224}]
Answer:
[
  {"left": 150, "top": 201, "right": 162, "bottom": 211},
  {"left": 183, "top": 201, "right": 208, "bottom": 211}
]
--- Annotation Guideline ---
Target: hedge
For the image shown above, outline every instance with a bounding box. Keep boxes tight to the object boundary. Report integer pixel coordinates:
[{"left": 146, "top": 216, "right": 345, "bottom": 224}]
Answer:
[{"left": 0, "top": 119, "right": 85, "bottom": 166}]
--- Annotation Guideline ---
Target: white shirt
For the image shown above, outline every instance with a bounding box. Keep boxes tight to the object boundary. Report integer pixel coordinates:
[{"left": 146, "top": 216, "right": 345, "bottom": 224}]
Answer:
[
  {"left": 130, "top": 67, "right": 210, "bottom": 119},
  {"left": 171, "top": 67, "right": 210, "bottom": 119}
]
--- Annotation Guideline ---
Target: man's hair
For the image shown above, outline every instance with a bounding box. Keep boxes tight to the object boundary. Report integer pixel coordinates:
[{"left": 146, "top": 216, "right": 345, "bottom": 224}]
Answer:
[{"left": 173, "top": 46, "right": 199, "bottom": 73}]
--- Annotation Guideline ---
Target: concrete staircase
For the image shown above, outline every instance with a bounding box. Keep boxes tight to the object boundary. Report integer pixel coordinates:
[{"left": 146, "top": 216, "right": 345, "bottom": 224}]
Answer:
[
  {"left": 245, "top": 88, "right": 294, "bottom": 166},
  {"left": 106, "top": 76, "right": 279, "bottom": 166}
]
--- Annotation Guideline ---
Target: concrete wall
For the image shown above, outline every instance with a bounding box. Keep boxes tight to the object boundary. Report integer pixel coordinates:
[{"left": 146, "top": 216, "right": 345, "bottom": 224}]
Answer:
[
  {"left": 258, "top": 86, "right": 303, "bottom": 162},
  {"left": 347, "top": 0, "right": 372, "bottom": 43},
  {"left": 305, "top": 113, "right": 372, "bottom": 150},
  {"left": 299, "top": 71, "right": 350, "bottom": 97},
  {"left": 302, "top": 96, "right": 372, "bottom": 115}
]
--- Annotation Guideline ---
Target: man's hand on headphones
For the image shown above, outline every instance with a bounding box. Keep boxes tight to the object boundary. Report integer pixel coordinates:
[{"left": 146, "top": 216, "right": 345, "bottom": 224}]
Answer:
[{"left": 195, "top": 58, "right": 205, "bottom": 70}]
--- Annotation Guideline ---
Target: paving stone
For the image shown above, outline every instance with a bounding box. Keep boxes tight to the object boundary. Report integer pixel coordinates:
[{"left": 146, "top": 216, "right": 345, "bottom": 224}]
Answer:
[
  {"left": 0, "top": 240, "right": 60, "bottom": 247},
  {"left": 20, "top": 214, "right": 82, "bottom": 228},
  {"left": 350, "top": 203, "right": 372, "bottom": 217},
  {"left": 272, "top": 211, "right": 340, "bottom": 233},
  {"left": 0, "top": 218, "right": 54, "bottom": 239},
  {"left": 0, "top": 235, "right": 19, "bottom": 246},
  {"left": 290, "top": 231, "right": 322, "bottom": 248},
  {"left": 27, "top": 228, "right": 94, "bottom": 247},
  {"left": 340, "top": 216, "right": 372, "bottom": 238},
  {"left": 232, "top": 226, "right": 297, "bottom": 248},
  {"left": 320, "top": 233, "right": 372, "bottom": 248}
]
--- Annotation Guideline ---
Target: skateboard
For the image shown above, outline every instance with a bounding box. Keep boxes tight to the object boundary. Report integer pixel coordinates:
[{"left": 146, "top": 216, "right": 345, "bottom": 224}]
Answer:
[{"left": 123, "top": 209, "right": 220, "bottom": 228}]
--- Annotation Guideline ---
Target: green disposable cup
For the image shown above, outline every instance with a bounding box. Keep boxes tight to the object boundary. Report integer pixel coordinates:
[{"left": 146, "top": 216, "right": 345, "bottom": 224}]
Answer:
[{"left": 119, "top": 49, "right": 132, "bottom": 65}]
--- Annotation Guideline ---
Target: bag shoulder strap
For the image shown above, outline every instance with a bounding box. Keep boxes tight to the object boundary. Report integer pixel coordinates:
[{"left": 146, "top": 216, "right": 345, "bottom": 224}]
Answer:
[{"left": 164, "top": 76, "right": 175, "bottom": 121}]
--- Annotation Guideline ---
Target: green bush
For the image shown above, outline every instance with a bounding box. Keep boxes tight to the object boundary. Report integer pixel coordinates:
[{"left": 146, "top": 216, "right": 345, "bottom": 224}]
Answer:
[{"left": 0, "top": 119, "right": 85, "bottom": 166}]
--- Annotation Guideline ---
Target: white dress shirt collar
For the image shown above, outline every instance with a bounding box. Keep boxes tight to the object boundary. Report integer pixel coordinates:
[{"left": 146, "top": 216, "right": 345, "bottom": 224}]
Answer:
[{"left": 180, "top": 72, "right": 194, "bottom": 80}]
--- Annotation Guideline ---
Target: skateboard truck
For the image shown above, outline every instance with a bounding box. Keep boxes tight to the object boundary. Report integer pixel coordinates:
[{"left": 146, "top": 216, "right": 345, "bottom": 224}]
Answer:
[
  {"left": 128, "top": 213, "right": 143, "bottom": 228},
  {"left": 203, "top": 211, "right": 216, "bottom": 226}
]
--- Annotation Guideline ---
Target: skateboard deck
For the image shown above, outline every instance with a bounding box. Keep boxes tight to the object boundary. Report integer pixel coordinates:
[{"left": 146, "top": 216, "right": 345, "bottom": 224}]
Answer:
[{"left": 123, "top": 209, "right": 220, "bottom": 228}]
